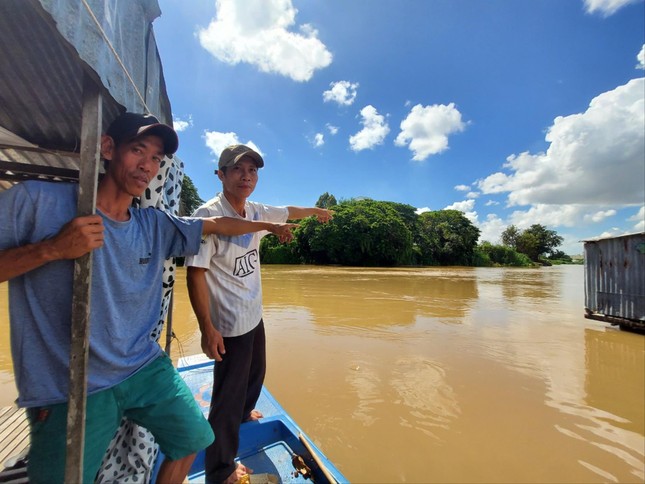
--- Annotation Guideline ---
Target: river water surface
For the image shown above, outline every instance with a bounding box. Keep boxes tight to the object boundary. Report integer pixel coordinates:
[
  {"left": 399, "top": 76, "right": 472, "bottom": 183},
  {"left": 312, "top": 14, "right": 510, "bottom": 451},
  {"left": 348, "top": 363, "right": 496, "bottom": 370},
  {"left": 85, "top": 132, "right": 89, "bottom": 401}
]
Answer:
[{"left": 0, "top": 265, "right": 643, "bottom": 483}]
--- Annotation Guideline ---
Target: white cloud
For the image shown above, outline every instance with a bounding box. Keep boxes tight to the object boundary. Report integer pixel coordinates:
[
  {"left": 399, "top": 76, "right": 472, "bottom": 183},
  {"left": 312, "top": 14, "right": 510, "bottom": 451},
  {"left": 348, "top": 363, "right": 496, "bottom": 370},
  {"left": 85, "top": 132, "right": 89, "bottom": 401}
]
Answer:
[
  {"left": 203, "top": 130, "right": 262, "bottom": 162},
  {"left": 395, "top": 103, "right": 467, "bottom": 161},
  {"left": 559, "top": 233, "right": 585, "bottom": 256},
  {"left": 173, "top": 115, "right": 193, "bottom": 132},
  {"left": 583, "top": 209, "right": 616, "bottom": 223},
  {"left": 313, "top": 133, "right": 324, "bottom": 148},
  {"left": 583, "top": 0, "right": 640, "bottom": 16},
  {"left": 197, "top": 0, "right": 332, "bottom": 82},
  {"left": 477, "top": 214, "right": 506, "bottom": 245},
  {"left": 444, "top": 199, "right": 478, "bottom": 224},
  {"left": 477, "top": 78, "right": 645, "bottom": 207},
  {"left": 415, "top": 207, "right": 431, "bottom": 215},
  {"left": 445, "top": 199, "right": 475, "bottom": 212},
  {"left": 597, "top": 227, "right": 631, "bottom": 238},
  {"left": 637, "top": 44, "right": 645, "bottom": 70},
  {"left": 349, "top": 105, "right": 390, "bottom": 151},
  {"left": 323, "top": 81, "right": 359, "bottom": 106},
  {"left": 466, "top": 191, "right": 479, "bottom": 199},
  {"left": 473, "top": 75, "right": 644, "bottom": 250},
  {"left": 628, "top": 206, "right": 645, "bottom": 232},
  {"left": 454, "top": 184, "right": 470, "bottom": 191},
  {"left": 326, "top": 124, "right": 339, "bottom": 135},
  {"left": 506, "top": 204, "right": 616, "bottom": 229},
  {"left": 485, "top": 200, "right": 499, "bottom": 206}
]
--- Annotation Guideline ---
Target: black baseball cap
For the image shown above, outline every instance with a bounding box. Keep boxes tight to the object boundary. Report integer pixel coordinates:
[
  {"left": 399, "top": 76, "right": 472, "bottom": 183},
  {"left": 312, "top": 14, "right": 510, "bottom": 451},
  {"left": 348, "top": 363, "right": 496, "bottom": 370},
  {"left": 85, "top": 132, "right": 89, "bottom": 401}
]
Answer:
[{"left": 106, "top": 112, "right": 179, "bottom": 156}]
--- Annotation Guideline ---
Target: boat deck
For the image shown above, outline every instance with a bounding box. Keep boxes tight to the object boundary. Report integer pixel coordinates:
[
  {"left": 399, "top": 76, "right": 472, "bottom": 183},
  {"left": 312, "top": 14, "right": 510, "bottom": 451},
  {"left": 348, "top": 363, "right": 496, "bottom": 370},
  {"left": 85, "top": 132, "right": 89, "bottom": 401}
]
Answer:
[
  {"left": 0, "top": 405, "right": 29, "bottom": 481},
  {"left": 0, "top": 356, "right": 347, "bottom": 483},
  {"left": 174, "top": 355, "right": 346, "bottom": 483}
]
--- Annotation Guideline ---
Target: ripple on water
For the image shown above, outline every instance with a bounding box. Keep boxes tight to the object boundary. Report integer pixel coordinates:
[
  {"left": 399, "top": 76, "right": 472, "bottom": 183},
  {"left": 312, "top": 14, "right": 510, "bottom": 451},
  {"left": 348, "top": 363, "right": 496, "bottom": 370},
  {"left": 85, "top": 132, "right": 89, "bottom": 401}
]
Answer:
[{"left": 389, "top": 356, "right": 460, "bottom": 440}]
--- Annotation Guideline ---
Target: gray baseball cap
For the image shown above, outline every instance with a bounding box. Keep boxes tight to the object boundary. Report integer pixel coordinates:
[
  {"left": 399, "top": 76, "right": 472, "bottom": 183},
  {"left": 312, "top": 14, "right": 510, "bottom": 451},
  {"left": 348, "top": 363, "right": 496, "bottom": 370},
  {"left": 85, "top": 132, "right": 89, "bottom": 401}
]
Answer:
[{"left": 218, "top": 144, "right": 264, "bottom": 169}]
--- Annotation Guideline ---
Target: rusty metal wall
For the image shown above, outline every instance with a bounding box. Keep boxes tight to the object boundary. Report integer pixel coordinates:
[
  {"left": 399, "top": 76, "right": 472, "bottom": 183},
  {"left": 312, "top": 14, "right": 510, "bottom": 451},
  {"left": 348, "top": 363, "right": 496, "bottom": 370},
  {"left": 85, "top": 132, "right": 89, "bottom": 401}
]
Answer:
[{"left": 584, "top": 232, "right": 645, "bottom": 323}]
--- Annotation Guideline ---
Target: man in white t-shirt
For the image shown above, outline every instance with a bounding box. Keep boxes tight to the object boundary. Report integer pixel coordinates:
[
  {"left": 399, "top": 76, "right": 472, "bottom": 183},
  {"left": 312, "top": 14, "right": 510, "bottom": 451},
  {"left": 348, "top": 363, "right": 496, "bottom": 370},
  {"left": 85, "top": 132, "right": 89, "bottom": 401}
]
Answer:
[{"left": 186, "top": 144, "right": 332, "bottom": 484}]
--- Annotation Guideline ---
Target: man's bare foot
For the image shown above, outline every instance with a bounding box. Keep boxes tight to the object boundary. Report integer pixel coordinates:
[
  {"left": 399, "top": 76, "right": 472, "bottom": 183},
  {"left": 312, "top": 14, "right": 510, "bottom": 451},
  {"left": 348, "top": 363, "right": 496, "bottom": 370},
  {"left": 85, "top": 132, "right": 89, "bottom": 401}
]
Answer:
[
  {"left": 243, "top": 409, "right": 264, "bottom": 422},
  {"left": 225, "top": 463, "right": 253, "bottom": 484}
]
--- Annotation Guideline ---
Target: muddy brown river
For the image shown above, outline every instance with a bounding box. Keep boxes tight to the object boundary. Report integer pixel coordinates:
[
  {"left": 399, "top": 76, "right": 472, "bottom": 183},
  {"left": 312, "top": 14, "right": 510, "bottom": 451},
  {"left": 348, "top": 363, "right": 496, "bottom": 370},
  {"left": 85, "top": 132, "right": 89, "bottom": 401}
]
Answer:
[{"left": 1, "top": 264, "right": 643, "bottom": 482}]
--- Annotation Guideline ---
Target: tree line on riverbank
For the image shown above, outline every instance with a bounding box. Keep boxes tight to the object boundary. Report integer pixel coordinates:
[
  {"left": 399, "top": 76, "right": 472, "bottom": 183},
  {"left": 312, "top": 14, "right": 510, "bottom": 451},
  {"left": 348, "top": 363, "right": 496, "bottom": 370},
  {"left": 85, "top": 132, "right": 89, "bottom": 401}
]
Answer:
[
  {"left": 180, "top": 179, "right": 574, "bottom": 268},
  {"left": 261, "top": 193, "right": 573, "bottom": 267}
]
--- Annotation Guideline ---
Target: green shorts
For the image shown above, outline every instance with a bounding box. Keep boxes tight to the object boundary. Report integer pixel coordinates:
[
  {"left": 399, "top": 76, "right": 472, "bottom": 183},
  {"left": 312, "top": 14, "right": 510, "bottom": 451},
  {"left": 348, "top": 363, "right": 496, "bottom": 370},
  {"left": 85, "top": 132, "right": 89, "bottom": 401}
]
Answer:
[{"left": 27, "top": 353, "right": 214, "bottom": 483}]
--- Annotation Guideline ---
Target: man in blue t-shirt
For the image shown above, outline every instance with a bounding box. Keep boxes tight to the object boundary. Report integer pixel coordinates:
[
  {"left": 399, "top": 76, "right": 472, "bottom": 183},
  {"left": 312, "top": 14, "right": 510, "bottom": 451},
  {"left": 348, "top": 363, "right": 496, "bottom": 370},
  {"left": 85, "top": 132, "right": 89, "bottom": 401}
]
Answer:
[{"left": 0, "top": 113, "right": 296, "bottom": 483}]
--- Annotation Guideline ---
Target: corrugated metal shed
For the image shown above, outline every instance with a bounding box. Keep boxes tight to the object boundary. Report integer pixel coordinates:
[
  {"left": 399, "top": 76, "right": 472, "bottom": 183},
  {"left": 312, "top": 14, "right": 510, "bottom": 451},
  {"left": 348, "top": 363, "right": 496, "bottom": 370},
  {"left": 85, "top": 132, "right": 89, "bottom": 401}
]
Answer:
[
  {"left": 584, "top": 232, "right": 645, "bottom": 331},
  {"left": 0, "top": 0, "right": 173, "bottom": 184}
]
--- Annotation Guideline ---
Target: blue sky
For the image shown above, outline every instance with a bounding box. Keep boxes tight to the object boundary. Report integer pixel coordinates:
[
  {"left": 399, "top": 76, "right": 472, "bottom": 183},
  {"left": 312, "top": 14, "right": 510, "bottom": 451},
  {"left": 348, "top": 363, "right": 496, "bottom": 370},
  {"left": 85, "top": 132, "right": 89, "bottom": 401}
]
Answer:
[{"left": 154, "top": 0, "right": 644, "bottom": 255}]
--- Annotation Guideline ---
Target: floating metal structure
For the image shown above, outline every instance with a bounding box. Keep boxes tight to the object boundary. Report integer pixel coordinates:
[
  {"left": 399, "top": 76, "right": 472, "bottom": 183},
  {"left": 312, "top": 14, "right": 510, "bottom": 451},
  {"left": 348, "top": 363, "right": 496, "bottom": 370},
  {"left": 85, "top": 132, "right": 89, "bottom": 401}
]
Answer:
[{"left": 583, "top": 232, "right": 645, "bottom": 331}]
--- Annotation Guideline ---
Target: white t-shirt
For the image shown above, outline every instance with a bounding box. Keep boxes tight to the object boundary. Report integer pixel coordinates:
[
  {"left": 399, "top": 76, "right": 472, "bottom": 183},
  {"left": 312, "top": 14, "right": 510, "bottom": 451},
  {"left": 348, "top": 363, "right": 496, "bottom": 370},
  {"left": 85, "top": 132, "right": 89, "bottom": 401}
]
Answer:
[{"left": 186, "top": 193, "right": 289, "bottom": 337}]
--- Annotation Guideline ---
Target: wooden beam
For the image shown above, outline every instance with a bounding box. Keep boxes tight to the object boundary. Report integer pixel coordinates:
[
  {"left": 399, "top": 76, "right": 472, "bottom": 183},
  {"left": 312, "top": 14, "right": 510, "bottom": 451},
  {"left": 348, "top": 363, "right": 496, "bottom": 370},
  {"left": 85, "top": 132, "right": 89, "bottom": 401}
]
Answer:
[
  {"left": 0, "top": 160, "right": 80, "bottom": 182},
  {"left": 64, "top": 72, "right": 102, "bottom": 482}
]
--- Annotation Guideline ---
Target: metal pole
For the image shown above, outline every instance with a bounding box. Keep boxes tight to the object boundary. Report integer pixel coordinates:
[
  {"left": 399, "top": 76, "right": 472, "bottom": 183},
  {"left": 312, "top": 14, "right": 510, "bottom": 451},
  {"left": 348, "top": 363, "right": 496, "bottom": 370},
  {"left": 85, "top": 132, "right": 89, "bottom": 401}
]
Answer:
[
  {"left": 64, "top": 72, "right": 102, "bottom": 482},
  {"left": 165, "top": 290, "right": 174, "bottom": 355}
]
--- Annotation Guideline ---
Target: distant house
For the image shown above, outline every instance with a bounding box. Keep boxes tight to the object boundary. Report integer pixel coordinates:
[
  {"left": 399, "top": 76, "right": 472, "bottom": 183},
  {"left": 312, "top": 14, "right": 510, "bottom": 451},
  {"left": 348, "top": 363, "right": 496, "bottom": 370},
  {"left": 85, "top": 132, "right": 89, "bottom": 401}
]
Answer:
[{"left": 583, "top": 232, "right": 645, "bottom": 332}]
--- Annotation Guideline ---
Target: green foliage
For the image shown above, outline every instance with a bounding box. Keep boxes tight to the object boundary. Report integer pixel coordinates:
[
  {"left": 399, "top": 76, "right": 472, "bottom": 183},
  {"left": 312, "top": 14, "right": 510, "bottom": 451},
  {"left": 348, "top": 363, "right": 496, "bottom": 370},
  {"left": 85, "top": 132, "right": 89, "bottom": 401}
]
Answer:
[
  {"left": 472, "top": 248, "right": 492, "bottom": 267},
  {"left": 477, "top": 241, "right": 534, "bottom": 267},
  {"left": 546, "top": 250, "right": 582, "bottom": 265},
  {"left": 501, "top": 224, "right": 564, "bottom": 261},
  {"left": 548, "top": 250, "right": 572, "bottom": 262},
  {"left": 501, "top": 225, "right": 520, "bottom": 248},
  {"left": 179, "top": 175, "right": 204, "bottom": 216},
  {"left": 260, "top": 237, "right": 301, "bottom": 264},
  {"left": 416, "top": 210, "right": 481, "bottom": 265},
  {"left": 175, "top": 175, "right": 205, "bottom": 266},
  {"left": 296, "top": 198, "right": 415, "bottom": 266},
  {"left": 315, "top": 192, "right": 338, "bottom": 208},
  {"left": 258, "top": 192, "right": 568, "bottom": 268}
]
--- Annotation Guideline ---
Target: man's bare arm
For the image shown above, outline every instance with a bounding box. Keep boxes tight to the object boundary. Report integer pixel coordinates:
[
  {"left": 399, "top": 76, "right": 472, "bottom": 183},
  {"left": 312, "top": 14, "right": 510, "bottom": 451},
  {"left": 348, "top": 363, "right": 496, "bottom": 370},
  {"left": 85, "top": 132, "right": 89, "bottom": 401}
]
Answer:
[
  {"left": 201, "top": 217, "right": 297, "bottom": 242},
  {"left": 186, "top": 266, "right": 226, "bottom": 361},
  {"left": 0, "top": 215, "right": 104, "bottom": 283},
  {"left": 286, "top": 207, "right": 333, "bottom": 223}
]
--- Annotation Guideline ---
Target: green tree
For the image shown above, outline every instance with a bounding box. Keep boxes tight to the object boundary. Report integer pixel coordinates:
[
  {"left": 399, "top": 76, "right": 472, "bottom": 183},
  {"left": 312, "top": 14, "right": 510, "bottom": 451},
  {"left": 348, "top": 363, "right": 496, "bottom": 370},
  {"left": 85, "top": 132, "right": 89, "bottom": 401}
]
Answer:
[
  {"left": 383, "top": 201, "right": 419, "bottom": 236},
  {"left": 523, "top": 224, "right": 563, "bottom": 259},
  {"left": 175, "top": 174, "right": 205, "bottom": 266},
  {"left": 476, "top": 241, "right": 534, "bottom": 267},
  {"left": 297, "top": 198, "right": 414, "bottom": 266},
  {"left": 260, "top": 237, "right": 301, "bottom": 264},
  {"left": 501, "top": 224, "right": 564, "bottom": 262},
  {"left": 179, "top": 174, "right": 204, "bottom": 216},
  {"left": 501, "top": 225, "right": 520, "bottom": 248},
  {"left": 416, "top": 210, "right": 481, "bottom": 265},
  {"left": 315, "top": 192, "right": 338, "bottom": 208},
  {"left": 548, "top": 250, "right": 572, "bottom": 262}
]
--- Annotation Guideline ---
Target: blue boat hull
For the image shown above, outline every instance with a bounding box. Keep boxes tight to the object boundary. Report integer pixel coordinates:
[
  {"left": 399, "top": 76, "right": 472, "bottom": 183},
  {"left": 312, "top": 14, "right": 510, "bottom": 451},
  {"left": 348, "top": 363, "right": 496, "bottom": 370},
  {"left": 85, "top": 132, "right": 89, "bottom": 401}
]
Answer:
[{"left": 174, "top": 356, "right": 348, "bottom": 483}]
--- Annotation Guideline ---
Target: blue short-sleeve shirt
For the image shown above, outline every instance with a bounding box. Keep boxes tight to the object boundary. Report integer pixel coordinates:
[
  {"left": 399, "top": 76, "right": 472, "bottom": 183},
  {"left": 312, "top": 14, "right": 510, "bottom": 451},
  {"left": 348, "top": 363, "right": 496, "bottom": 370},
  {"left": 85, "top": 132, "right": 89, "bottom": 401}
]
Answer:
[{"left": 0, "top": 181, "right": 203, "bottom": 407}]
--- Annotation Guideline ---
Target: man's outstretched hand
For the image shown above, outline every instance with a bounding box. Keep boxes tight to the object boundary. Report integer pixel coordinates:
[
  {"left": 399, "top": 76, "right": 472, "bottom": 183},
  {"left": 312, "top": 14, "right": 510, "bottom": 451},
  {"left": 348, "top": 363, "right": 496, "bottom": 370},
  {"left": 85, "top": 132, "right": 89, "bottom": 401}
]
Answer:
[{"left": 268, "top": 222, "right": 299, "bottom": 243}]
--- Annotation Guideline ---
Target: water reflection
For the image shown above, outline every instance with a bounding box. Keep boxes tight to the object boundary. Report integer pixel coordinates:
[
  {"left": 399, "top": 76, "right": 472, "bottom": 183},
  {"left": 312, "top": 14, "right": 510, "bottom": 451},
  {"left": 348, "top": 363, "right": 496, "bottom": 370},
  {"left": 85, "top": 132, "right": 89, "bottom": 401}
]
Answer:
[
  {"left": 263, "top": 266, "right": 479, "bottom": 327},
  {"left": 585, "top": 329, "right": 645, "bottom": 432}
]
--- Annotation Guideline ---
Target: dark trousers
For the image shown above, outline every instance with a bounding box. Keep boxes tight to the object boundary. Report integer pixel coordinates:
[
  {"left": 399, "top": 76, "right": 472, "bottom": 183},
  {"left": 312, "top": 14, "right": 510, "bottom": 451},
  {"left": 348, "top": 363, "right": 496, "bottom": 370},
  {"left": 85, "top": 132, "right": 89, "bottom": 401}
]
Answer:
[{"left": 205, "top": 320, "right": 266, "bottom": 483}]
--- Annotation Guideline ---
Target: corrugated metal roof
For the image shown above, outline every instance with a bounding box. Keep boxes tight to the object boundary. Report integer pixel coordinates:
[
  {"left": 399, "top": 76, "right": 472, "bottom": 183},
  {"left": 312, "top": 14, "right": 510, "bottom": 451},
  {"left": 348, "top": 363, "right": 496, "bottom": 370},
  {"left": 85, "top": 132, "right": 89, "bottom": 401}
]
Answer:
[
  {"left": 581, "top": 231, "right": 645, "bottom": 243},
  {"left": 0, "top": 0, "right": 172, "bottom": 186}
]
